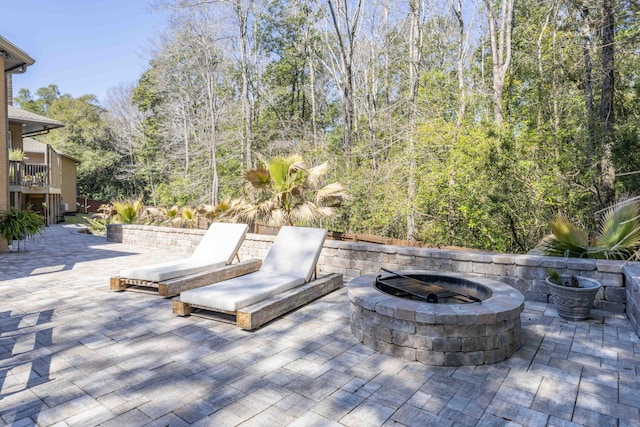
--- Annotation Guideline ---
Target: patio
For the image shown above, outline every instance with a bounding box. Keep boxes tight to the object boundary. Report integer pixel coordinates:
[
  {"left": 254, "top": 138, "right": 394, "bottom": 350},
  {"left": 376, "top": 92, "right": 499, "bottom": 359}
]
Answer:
[{"left": 0, "top": 225, "right": 639, "bottom": 426}]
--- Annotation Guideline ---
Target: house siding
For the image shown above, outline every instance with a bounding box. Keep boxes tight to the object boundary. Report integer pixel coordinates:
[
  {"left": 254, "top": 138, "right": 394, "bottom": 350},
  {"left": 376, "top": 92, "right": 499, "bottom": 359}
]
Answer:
[
  {"left": 1, "top": 55, "right": 8, "bottom": 250},
  {"left": 61, "top": 156, "right": 77, "bottom": 212},
  {"left": 1, "top": 54, "right": 8, "bottom": 212}
]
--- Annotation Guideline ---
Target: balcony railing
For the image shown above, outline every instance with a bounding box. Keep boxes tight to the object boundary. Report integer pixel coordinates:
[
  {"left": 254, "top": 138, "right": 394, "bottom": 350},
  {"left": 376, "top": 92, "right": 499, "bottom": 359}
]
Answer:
[{"left": 9, "top": 161, "right": 50, "bottom": 186}]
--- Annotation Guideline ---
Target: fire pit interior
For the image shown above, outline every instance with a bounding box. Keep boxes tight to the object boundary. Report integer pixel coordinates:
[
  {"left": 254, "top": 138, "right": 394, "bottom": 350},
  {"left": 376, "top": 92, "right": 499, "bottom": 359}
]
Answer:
[
  {"left": 349, "top": 270, "right": 524, "bottom": 366},
  {"left": 375, "top": 269, "right": 491, "bottom": 304}
]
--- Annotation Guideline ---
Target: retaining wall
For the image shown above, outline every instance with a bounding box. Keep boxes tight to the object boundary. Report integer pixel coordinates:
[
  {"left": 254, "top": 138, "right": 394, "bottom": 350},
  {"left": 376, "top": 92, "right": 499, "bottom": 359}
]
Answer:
[
  {"left": 106, "top": 224, "right": 640, "bottom": 331},
  {"left": 623, "top": 266, "right": 640, "bottom": 336}
]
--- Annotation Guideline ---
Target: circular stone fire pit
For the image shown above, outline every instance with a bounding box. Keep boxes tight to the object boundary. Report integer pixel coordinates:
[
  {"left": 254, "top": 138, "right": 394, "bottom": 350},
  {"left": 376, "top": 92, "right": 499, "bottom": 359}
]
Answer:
[{"left": 348, "top": 270, "right": 524, "bottom": 366}]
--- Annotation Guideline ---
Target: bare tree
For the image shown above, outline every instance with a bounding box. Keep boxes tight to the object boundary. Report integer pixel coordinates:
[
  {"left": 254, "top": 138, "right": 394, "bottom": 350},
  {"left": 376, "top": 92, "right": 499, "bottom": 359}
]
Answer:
[
  {"left": 170, "top": 0, "right": 258, "bottom": 171},
  {"left": 103, "top": 83, "right": 147, "bottom": 196},
  {"left": 483, "top": 0, "right": 514, "bottom": 126},
  {"left": 149, "top": 5, "right": 238, "bottom": 205},
  {"left": 319, "top": 0, "right": 363, "bottom": 156}
]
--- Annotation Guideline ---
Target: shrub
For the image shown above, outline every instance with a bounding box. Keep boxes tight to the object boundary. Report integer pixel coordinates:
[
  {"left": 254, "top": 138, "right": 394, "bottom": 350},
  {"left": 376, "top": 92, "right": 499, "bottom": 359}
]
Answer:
[
  {"left": 543, "top": 198, "right": 640, "bottom": 260},
  {"left": 0, "top": 207, "right": 46, "bottom": 250}
]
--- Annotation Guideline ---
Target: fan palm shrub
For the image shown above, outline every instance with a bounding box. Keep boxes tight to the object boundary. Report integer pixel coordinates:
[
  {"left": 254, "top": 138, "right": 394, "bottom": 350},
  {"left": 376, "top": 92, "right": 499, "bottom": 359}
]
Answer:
[
  {"left": 225, "top": 155, "right": 348, "bottom": 227},
  {"left": 111, "top": 197, "right": 144, "bottom": 224},
  {"left": 543, "top": 198, "right": 640, "bottom": 260}
]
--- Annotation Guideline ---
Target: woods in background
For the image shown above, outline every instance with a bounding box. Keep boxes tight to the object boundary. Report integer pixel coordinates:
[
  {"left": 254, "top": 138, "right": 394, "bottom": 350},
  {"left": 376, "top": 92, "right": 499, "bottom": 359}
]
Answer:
[{"left": 15, "top": 0, "right": 640, "bottom": 254}]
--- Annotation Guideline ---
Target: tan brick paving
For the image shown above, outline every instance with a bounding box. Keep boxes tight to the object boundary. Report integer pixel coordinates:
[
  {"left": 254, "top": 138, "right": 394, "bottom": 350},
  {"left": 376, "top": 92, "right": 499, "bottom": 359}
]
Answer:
[{"left": 1, "top": 225, "right": 639, "bottom": 426}]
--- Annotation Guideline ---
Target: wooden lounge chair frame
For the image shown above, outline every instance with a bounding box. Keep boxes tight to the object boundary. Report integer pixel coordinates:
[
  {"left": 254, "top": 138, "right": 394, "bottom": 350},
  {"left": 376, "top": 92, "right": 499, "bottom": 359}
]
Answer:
[
  {"left": 172, "top": 272, "right": 343, "bottom": 330},
  {"left": 110, "top": 258, "right": 262, "bottom": 297},
  {"left": 171, "top": 226, "right": 342, "bottom": 330},
  {"left": 110, "top": 222, "right": 256, "bottom": 297}
]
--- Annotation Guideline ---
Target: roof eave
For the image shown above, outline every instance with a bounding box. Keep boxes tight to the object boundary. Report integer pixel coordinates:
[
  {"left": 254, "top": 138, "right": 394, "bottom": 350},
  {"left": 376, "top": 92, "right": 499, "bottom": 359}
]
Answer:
[{"left": 0, "top": 36, "right": 35, "bottom": 73}]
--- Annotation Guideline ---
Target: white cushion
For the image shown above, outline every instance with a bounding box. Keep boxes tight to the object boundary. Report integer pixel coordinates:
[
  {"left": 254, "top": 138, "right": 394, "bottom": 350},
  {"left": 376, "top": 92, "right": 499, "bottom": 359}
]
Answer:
[
  {"left": 259, "top": 226, "right": 327, "bottom": 282},
  {"left": 191, "top": 222, "right": 249, "bottom": 263},
  {"left": 119, "top": 222, "right": 248, "bottom": 282},
  {"left": 180, "top": 271, "right": 304, "bottom": 311},
  {"left": 120, "top": 257, "right": 226, "bottom": 282}
]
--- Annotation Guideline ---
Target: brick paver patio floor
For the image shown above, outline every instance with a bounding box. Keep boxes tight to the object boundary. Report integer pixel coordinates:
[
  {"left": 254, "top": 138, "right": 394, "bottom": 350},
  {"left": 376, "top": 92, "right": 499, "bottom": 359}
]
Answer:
[{"left": 1, "top": 225, "right": 639, "bottom": 426}]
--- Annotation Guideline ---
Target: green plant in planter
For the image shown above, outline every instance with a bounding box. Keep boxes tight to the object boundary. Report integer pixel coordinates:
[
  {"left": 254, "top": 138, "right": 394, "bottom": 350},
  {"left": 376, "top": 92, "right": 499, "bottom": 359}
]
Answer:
[
  {"left": 9, "top": 148, "right": 25, "bottom": 161},
  {"left": 0, "top": 207, "right": 46, "bottom": 251},
  {"left": 545, "top": 268, "right": 601, "bottom": 320},
  {"left": 546, "top": 269, "right": 580, "bottom": 287}
]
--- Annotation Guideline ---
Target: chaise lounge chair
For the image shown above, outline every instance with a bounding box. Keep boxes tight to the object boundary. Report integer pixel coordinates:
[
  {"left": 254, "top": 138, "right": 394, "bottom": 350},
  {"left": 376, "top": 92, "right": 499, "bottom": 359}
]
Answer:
[
  {"left": 172, "top": 226, "right": 343, "bottom": 330},
  {"left": 110, "top": 222, "right": 261, "bottom": 297}
]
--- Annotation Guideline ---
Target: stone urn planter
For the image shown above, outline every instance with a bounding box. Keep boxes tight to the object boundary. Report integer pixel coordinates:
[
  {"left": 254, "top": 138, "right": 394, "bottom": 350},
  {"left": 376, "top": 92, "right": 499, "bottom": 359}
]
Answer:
[{"left": 545, "top": 274, "right": 601, "bottom": 321}]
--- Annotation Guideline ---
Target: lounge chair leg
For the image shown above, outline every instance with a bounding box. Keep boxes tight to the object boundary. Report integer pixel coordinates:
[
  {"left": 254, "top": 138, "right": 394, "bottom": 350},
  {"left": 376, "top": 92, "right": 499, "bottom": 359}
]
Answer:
[
  {"left": 110, "top": 277, "right": 127, "bottom": 292},
  {"left": 158, "top": 284, "right": 170, "bottom": 297},
  {"left": 172, "top": 299, "right": 193, "bottom": 316}
]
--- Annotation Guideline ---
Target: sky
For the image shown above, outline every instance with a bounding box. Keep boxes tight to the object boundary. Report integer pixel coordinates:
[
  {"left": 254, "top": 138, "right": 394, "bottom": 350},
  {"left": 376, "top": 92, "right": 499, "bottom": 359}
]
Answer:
[{"left": 2, "top": 0, "right": 169, "bottom": 106}]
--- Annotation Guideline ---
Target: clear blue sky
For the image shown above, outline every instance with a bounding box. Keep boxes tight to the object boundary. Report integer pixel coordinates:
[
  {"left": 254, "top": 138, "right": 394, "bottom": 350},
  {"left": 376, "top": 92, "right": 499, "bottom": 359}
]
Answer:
[{"left": 3, "top": 0, "right": 169, "bottom": 106}]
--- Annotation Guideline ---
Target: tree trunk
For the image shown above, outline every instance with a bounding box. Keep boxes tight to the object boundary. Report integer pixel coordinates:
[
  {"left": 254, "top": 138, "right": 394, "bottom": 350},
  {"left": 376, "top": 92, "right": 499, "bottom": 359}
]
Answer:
[
  {"left": 308, "top": 38, "right": 319, "bottom": 145},
  {"left": 484, "top": 0, "right": 514, "bottom": 126},
  {"left": 579, "top": 2, "right": 596, "bottom": 154},
  {"left": 326, "top": 0, "right": 362, "bottom": 156},
  {"left": 599, "top": 0, "right": 615, "bottom": 206},
  {"left": 237, "top": 1, "right": 254, "bottom": 171},
  {"left": 406, "top": 0, "right": 421, "bottom": 241},
  {"left": 450, "top": 0, "right": 466, "bottom": 245},
  {"left": 453, "top": 0, "right": 465, "bottom": 128}
]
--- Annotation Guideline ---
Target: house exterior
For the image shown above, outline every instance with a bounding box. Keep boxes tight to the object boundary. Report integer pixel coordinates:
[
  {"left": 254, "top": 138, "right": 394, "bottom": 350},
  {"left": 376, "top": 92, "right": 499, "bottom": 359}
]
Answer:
[
  {"left": 8, "top": 126, "right": 80, "bottom": 225},
  {"left": 2, "top": 37, "right": 34, "bottom": 208},
  {"left": 2, "top": 36, "right": 79, "bottom": 242},
  {"left": 2, "top": 36, "right": 35, "bottom": 250}
]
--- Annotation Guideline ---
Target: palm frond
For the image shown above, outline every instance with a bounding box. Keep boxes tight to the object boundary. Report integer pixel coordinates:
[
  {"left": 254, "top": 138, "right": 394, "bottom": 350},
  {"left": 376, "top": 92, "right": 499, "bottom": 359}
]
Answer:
[
  {"left": 544, "top": 199, "right": 640, "bottom": 260},
  {"left": 268, "top": 156, "right": 296, "bottom": 186},
  {"left": 315, "top": 182, "right": 349, "bottom": 206},
  {"left": 244, "top": 168, "right": 271, "bottom": 190},
  {"left": 594, "top": 198, "right": 640, "bottom": 259},
  {"left": 181, "top": 207, "right": 195, "bottom": 221},
  {"left": 543, "top": 216, "right": 589, "bottom": 257},
  {"left": 307, "top": 162, "right": 328, "bottom": 186},
  {"left": 289, "top": 201, "right": 324, "bottom": 225},
  {"left": 112, "top": 196, "right": 144, "bottom": 224}
]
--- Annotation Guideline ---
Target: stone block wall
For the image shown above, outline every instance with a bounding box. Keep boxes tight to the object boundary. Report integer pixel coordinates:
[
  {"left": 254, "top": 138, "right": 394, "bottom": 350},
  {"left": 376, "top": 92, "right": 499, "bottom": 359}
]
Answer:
[
  {"left": 623, "top": 266, "right": 640, "bottom": 336},
  {"left": 107, "top": 224, "right": 639, "bottom": 320},
  {"left": 106, "top": 224, "right": 207, "bottom": 255}
]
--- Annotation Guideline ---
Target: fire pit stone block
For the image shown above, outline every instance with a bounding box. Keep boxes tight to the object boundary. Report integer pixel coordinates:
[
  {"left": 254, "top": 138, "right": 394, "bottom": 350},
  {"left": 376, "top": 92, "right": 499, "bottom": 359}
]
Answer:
[{"left": 348, "top": 271, "right": 524, "bottom": 366}]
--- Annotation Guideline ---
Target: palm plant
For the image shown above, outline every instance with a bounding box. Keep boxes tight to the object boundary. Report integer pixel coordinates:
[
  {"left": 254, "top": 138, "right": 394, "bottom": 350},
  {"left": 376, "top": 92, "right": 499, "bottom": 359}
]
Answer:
[
  {"left": 226, "top": 155, "right": 348, "bottom": 227},
  {"left": 196, "top": 201, "right": 230, "bottom": 221},
  {"left": 111, "top": 197, "right": 144, "bottom": 224},
  {"left": 543, "top": 198, "right": 640, "bottom": 260},
  {"left": 181, "top": 206, "right": 195, "bottom": 228}
]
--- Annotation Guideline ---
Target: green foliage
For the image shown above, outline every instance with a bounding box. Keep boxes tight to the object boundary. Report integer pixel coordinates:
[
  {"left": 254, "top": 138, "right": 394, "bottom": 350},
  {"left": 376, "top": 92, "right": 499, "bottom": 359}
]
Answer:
[
  {"left": 85, "top": 216, "right": 111, "bottom": 235},
  {"left": 546, "top": 269, "right": 561, "bottom": 285},
  {"left": 543, "top": 198, "right": 640, "bottom": 260},
  {"left": 9, "top": 148, "right": 24, "bottom": 161},
  {"left": 0, "top": 207, "right": 46, "bottom": 248},
  {"left": 12, "top": 0, "right": 640, "bottom": 255},
  {"left": 14, "top": 86, "right": 130, "bottom": 201}
]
